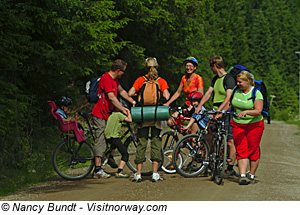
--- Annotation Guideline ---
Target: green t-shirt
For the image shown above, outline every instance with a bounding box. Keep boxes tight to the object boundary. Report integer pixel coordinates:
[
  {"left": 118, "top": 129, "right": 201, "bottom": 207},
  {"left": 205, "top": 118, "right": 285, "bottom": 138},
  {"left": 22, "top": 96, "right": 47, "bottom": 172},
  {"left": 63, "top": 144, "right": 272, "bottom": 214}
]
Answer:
[
  {"left": 213, "top": 75, "right": 226, "bottom": 109},
  {"left": 232, "top": 87, "right": 264, "bottom": 124},
  {"left": 104, "top": 112, "right": 127, "bottom": 139}
]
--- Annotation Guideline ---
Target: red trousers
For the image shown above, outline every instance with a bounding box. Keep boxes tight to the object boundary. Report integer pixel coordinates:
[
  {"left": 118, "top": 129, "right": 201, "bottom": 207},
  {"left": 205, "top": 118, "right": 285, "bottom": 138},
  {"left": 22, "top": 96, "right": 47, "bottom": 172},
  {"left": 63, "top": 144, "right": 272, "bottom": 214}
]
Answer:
[{"left": 231, "top": 120, "right": 264, "bottom": 160}]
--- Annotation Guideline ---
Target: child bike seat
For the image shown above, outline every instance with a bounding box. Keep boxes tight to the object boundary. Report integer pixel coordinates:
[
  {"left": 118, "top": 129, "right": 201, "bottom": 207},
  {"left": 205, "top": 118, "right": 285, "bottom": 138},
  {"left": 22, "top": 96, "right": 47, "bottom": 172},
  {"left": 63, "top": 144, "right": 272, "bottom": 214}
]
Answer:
[{"left": 48, "top": 101, "right": 85, "bottom": 143}]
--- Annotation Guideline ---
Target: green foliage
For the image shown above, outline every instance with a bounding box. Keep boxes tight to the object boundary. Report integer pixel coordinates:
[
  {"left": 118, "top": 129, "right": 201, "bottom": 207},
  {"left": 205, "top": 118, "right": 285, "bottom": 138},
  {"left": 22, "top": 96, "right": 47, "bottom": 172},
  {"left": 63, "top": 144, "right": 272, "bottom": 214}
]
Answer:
[{"left": 1, "top": 0, "right": 300, "bottom": 195}]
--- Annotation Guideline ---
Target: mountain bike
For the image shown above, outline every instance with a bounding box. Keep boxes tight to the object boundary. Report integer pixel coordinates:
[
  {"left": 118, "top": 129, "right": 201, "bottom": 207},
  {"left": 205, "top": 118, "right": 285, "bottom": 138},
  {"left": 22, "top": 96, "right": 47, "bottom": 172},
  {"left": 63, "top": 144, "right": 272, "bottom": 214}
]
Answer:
[
  {"left": 160, "top": 107, "right": 190, "bottom": 174},
  {"left": 52, "top": 110, "right": 164, "bottom": 179},
  {"left": 172, "top": 110, "right": 236, "bottom": 185}
]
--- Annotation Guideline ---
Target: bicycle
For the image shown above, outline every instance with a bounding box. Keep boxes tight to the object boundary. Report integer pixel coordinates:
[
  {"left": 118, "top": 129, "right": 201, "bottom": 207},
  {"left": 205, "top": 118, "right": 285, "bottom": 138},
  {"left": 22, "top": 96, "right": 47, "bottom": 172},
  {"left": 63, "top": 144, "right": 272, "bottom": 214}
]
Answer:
[
  {"left": 160, "top": 107, "right": 191, "bottom": 174},
  {"left": 51, "top": 103, "right": 164, "bottom": 179},
  {"left": 172, "top": 110, "right": 236, "bottom": 185}
]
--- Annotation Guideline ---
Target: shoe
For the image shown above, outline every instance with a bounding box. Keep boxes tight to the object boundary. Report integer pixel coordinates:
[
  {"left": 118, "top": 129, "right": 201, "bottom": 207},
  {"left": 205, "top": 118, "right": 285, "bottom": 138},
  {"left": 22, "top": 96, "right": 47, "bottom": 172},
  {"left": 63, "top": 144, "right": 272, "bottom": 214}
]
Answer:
[
  {"left": 228, "top": 169, "right": 240, "bottom": 177},
  {"left": 108, "top": 157, "right": 118, "bottom": 168},
  {"left": 115, "top": 172, "right": 130, "bottom": 178},
  {"left": 132, "top": 173, "right": 142, "bottom": 182},
  {"left": 152, "top": 173, "right": 163, "bottom": 182},
  {"left": 93, "top": 169, "right": 111, "bottom": 179},
  {"left": 239, "top": 176, "right": 250, "bottom": 185}
]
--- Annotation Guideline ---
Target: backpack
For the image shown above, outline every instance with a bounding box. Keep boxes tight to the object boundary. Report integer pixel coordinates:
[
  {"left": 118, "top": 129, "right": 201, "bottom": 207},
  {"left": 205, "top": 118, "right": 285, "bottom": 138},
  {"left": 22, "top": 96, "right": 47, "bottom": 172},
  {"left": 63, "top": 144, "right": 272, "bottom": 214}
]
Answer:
[
  {"left": 137, "top": 76, "right": 162, "bottom": 106},
  {"left": 223, "top": 65, "right": 251, "bottom": 90},
  {"left": 231, "top": 80, "right": 270, "bottom": 117},
  {"left": 85, "top": 76, "right": 103, "bottom": 103}
]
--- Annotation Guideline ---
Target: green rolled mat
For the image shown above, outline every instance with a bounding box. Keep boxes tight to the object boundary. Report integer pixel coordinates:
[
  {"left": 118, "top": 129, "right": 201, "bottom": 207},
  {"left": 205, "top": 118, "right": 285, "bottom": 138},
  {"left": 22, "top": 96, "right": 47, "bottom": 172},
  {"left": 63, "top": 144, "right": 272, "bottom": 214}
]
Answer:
[{"left": 131, "top": 106, "right": 169, "bottom": 122}]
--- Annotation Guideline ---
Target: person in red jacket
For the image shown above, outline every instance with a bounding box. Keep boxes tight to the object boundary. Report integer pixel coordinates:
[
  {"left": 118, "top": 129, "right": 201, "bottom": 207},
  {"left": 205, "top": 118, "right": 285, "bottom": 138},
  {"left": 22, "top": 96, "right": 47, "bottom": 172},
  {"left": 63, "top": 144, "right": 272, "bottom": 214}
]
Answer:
[{"left": 91, "top": 59, "right": 135, "bottom": 179}]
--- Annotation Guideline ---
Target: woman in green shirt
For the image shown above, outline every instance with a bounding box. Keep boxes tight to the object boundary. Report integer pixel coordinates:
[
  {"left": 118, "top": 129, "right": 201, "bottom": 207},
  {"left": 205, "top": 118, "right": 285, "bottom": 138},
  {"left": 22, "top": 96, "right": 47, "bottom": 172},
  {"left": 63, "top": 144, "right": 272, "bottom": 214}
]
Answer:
[{"left": 230, "top": 70, "right": 264, "bottom": 185}]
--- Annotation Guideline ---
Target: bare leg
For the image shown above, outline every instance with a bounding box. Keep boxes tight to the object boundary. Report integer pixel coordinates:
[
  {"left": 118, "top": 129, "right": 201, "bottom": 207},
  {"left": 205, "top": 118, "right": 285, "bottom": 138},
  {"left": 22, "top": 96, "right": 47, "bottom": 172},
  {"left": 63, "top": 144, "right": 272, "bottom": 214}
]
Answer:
[
  {"left": 227, "top": 139, "right": 236, "bottom": 166},
  {"left": 237, "top": 158, "right": 248, "bottom": 176},
  {"left": 95, "top": 156, "right": 102, "bottom": 167},
  {"left": 249, "top": 159, "right": 259, "bottom": 175},
  {"left": 136, "top": 163, "right": 143, "bottom": 175},
  {"left": 152, "top": 161, "right": 159, "bottom": 174}
]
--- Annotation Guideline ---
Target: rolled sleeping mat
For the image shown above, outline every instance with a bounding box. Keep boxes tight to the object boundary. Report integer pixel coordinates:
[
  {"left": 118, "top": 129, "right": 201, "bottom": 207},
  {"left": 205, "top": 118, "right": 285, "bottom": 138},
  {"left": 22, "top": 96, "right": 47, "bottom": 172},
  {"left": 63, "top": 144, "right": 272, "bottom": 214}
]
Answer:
[{"left": 131, "top": 106, "right": 169, "bottom": 122}]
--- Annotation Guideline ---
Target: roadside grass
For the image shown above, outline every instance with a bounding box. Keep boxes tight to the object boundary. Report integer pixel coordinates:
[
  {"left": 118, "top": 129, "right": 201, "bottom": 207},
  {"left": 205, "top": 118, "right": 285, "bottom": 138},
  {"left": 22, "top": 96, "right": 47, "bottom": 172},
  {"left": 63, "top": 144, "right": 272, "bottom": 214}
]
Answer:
[
  {"left": 0, "top": 167, "right": 56, "bottom": 196},
  {"left": 285, "top": 120, "right": 300, "bottom": 130}
]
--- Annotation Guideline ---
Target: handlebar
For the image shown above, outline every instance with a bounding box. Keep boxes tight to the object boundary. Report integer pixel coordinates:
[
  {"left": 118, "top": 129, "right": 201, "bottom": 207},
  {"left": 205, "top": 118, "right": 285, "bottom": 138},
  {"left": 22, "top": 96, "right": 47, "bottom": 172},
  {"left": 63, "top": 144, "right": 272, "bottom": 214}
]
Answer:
[{"left": 199, "top": 109, "right": 238, "bottom": 117}]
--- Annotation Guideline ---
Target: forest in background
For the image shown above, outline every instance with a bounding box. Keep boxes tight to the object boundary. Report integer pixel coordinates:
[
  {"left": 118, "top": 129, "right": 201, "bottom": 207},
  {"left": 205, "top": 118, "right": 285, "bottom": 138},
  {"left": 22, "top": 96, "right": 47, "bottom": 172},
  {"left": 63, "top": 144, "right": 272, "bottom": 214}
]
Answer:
[{"left": 1, "top": 0, "right": 300, "bottom": 194}]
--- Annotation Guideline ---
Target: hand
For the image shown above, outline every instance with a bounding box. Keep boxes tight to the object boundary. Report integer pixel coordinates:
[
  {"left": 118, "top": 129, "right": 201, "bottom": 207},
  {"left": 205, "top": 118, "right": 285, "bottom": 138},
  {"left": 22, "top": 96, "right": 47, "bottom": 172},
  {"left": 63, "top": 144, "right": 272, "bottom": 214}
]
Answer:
[
  {"left": 163, "top": 103, "right": 169, "bottom": 106},
  {"left": 195, "top": 106, "right": 201, "bottom": 114},
  {"left": 214, "top": 113, "right": 223, "bottom": 120},
  {"left": 238, "top": 111, "right": 247, "bottom": 118}
]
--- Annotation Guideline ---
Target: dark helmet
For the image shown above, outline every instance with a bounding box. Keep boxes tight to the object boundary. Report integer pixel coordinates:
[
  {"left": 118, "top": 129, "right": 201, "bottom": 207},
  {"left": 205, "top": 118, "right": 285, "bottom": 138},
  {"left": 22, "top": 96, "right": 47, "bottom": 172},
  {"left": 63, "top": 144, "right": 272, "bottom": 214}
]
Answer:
[
  {"left": 188, "top": 91, "right": 203, "bottom": 101},
  {"left": 184, "top": 57, "right": 198, "bottom": 67},
  {"left": 58, "top": 96, "right": 72, "bottom": 107}
]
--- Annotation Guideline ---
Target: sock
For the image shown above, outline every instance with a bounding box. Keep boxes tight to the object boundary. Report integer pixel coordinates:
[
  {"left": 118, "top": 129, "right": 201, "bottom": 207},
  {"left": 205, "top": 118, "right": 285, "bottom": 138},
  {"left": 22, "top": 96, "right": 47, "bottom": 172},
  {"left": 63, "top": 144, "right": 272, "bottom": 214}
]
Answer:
[
  {"left": 249, "top": 173, "right": 255, "bottom": 179},
  {"left": 117, "top": 168, "right": 122, "bottom": 174},
  {"left": 94, "top": 166, "right": 101, "bottom": 173},
  {"left": 241, "top": 174, "right": 246, "bottom": 178}
]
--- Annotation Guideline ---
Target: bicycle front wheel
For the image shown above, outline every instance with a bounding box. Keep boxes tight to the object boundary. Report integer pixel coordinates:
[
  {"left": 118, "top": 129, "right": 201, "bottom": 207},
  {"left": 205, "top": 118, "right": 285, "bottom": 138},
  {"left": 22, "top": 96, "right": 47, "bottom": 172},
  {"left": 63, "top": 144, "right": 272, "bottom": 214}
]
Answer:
[
  {"left": 173, "top": 134, "right": 209, "bottom": 178},
  {"left": 125, "top": 137, "right": 164, "bottom": 176},
  {"left": 214, "top": 135, "right": 227, "bottom": 185},
  {"left": 52, "top": 138, "right": 95, "bottom": 180}
]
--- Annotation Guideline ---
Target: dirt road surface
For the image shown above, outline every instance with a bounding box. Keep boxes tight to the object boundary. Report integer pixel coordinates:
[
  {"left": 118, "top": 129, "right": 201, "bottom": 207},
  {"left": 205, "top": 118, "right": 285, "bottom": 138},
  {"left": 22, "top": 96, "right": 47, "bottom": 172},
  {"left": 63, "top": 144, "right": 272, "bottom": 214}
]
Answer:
[{"left": 1, "top": 121, "right": 300, "bottom": 203}]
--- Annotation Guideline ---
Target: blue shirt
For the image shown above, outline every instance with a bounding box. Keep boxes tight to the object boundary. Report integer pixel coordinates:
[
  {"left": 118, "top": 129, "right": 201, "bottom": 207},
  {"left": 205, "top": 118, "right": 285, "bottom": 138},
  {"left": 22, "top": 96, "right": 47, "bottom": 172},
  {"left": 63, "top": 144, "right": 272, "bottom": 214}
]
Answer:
[
  {"left": 192, "top": 106, "right": 210, "bottom": 129},
  {"left": 56, "top": 108, "right": 68, "bottom": 119}
]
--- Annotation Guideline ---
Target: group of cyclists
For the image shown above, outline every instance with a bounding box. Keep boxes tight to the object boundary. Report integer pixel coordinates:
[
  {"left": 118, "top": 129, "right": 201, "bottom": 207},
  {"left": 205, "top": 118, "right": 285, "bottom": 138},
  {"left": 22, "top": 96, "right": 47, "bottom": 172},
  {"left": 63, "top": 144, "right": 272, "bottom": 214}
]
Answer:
[{"left": 58, "top": 55, "right": 265, "bottom": 185}]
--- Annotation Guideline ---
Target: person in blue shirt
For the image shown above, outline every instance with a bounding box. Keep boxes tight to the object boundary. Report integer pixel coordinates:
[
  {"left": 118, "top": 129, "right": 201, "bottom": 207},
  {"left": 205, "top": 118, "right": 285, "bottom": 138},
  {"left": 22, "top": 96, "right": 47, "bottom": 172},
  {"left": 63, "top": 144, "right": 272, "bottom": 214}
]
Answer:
[{"left": 56, "top": 96, "right": 84, "bottom": 131}]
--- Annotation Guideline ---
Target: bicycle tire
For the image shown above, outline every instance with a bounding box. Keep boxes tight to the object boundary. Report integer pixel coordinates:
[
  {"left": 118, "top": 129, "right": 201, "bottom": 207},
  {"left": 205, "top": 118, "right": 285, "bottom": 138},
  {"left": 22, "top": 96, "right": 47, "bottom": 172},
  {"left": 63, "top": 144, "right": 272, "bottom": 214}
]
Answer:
[
  {"left": 214, "top": 135, "right": 227, "bottom": 185},
  {"left": 173, "top": 134, "right": 209, "bottom": 178},
  {"left": 162, "top": 149, "right": 182, "bottom": 174},
  {"left": 161, "top": 130, "right": 180, "bottom": 174},
  {"left": 161, "top": 130, "right": 177, "bottom": 150},
  {"left": 125, "top": 137, "right": 164, "bottom": 176},
  {"left": 52, "top": 138, "right": 95, "bottom": 180}
]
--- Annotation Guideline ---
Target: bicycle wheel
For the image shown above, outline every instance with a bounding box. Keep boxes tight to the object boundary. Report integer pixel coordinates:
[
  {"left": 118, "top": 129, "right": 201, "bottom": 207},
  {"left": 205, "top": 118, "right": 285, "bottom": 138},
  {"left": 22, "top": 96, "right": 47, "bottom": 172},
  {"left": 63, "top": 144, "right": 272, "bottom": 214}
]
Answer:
[
  {"left": 161, "top": 130, "right": 178, "bottom": 150},
  {"left": 214, "top": 135, "right": 227, "bottom": 185},
  {"left": 162, "top": 149, "right": 182, "bottom": 174},
  {"left": 173, "top": 134, "right": 209, "bottom": 178},
  {"left": 52, "top": 138, "right": 95, "bottom": 180},
  {"left": 161, "top": 130, "right": 180, "bottom": 174},
  {"left": 125, "top": 137, "right": 164, "bottom": 176}
]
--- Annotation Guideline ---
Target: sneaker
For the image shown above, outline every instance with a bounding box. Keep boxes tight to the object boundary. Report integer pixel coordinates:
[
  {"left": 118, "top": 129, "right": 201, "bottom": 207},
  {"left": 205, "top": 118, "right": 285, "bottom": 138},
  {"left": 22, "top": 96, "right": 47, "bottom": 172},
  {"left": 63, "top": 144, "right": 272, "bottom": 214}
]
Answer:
[
  {"left": 239, "top": 176, "right": 250, "bottom": 185},
  {"left": 108, "top": 157, "right": 118, "bottom": 169},
  {"left": 93, "top": 169, "right": 111, "bottom": 179},
  {"left": 115, "top": 172, "right": 130, "bottom": 178},
  {"left": 228, "top": 169, "right": 240, "bottom": 177},
  {"left": 152, "top": 173, "right": 163, "bottom": 182},
  {"left": 132, "top": 173, "right": 142, "bottom": 182}
]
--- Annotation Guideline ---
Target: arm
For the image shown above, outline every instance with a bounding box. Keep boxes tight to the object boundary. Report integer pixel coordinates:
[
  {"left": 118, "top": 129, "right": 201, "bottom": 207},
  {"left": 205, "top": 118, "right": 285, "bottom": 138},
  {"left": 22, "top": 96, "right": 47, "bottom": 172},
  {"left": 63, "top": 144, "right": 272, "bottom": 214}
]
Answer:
[
  {"left": 118, "top": 85, "right": 136, "bottom": 106},
  {"left": 238, "top": 99, "right": 263, "bottom": 118},
  {"left": 123, "top": 108, "right": 132, "bottom": 123},
  {"left": 162, "top": 89, "right": 170, "bottom": 101},
  {"left": 107, "top": 92, "right": 127, "bottom": 115},
  {"left": 184, "top": 117, "right": 196, "bottom": 130},
  {"left": 197, "top": 87, "right": 204, "bottom": 95},
  {"left": 164, "top": 85, "right": 183, "bottom": 106},
  {"left": 195, "top": 86, "right": 214, "bottom": 114}
]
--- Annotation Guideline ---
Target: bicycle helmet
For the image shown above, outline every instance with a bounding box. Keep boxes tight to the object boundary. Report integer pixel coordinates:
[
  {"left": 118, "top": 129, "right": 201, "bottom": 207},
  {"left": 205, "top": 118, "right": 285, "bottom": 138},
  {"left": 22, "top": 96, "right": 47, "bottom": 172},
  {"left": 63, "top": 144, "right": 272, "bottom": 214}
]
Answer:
[
  {"left": 184, "top": 57, "right": 198, "bottom": 67},
  {"left": 58, "top": 96, "right": 72, "bottom": 107},
  {"left": 188, "top": 91, "right": 203, "bottom": 101}
]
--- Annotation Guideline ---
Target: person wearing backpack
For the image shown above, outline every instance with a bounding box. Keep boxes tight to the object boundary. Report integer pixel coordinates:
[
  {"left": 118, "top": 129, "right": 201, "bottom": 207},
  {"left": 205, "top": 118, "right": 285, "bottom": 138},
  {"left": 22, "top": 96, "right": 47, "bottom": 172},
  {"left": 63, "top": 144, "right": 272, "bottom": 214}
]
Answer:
[
  {"left": 128, "top": 57, "right": 170, "bottom": 182},
  {"left": 228, "top": 70, "right": 265, "bottom": 185},
  {"left": 91, "top": 59, "right": 136, "bottom": 179},
  {"left": 195, "top": 56, "right": 239, "bottom": 177},
  {"left": 164, "top": 57, "right": 204, "bottom": 134}
]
